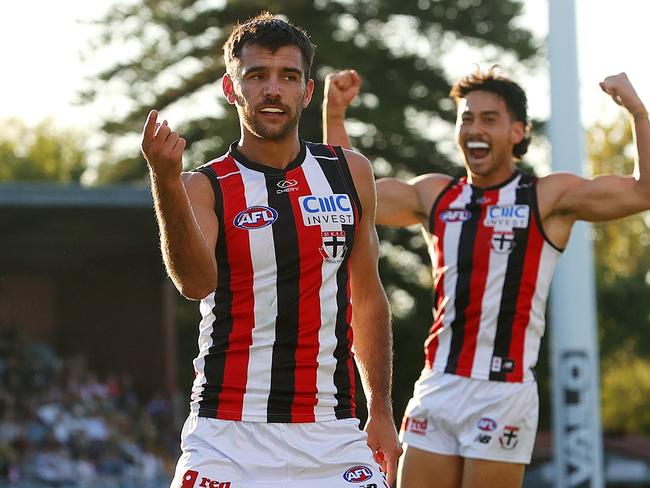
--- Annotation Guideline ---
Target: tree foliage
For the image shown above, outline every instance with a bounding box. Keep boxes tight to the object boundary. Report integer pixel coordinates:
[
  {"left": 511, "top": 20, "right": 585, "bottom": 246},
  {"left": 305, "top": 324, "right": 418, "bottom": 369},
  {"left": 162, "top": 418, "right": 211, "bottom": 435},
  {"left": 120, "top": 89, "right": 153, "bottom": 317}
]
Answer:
[
  {"left": 588, "top": 114, "right": 650, "bottom": 359},
  {"left": 0, "top": 119, "right": 86, "bottom": 183},
  {"left": 587, "top": 114, "right": 650, "bottom": 433},
  {"left": 83, "top": 0, "right": 538, "bottom": 181},
  {"left": 601, "top": 353, "right": 650, "bottom": 434},
  {"left": 83, "top": 0, "right": 540, "bottom": 419}
]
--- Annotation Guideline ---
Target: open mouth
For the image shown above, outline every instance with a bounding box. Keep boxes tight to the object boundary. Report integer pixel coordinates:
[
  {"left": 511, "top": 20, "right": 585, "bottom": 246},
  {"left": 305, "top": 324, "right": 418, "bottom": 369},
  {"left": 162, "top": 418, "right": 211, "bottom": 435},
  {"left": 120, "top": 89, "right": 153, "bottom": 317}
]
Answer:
[{"left": 466, "top": 140, "right": 490, "bottom": 160}]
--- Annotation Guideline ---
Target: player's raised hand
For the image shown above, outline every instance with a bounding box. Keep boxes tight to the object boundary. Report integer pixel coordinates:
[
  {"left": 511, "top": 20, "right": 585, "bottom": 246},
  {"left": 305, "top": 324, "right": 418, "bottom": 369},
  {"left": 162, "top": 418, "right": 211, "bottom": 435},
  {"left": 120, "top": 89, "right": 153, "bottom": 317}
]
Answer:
[
  {"left": 600, "top": 73, "right": 647, "bottom": 117},
  {"left": 324, "top": 69, "right": 362, "bottom": 117},
  {"left": 141, "top": 110, "right": 187, "bottom": 180}
]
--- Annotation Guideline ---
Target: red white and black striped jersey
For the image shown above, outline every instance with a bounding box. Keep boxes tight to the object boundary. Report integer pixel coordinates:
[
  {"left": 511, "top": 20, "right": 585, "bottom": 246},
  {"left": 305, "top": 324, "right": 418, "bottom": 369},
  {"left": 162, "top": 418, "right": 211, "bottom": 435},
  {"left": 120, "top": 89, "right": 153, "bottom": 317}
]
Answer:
[
  {"left": 425, "top": 171, "right": 562, "bottom": 382},
  {"left": 190, "top": 141, "right": 360, "bottom": 423}
]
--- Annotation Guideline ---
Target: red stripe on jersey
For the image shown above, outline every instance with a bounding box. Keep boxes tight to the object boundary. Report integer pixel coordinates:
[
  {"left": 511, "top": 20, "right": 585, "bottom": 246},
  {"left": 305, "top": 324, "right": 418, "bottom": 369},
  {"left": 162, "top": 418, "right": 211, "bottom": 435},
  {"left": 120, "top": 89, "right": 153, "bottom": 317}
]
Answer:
[
  {"left": 286, "top": 167, "right": 323, "bottom": 422},
  {"left": 425, "top": 182, "right": 464, "bottom": 369},
  {"left": 212, "top": 157, "right": 255, "bottom": 420},
  {"left": 506, "top": 216, "right": 544, "bottom": 382},
  {"left": 454, "top": 188, "right": 499, "bottom": 376}
]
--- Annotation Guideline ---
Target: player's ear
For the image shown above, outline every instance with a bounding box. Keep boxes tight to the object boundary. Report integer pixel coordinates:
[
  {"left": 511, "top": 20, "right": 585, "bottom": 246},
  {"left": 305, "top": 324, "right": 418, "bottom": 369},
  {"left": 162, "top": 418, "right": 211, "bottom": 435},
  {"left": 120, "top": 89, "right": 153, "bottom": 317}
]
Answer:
[
  {"left": 511, "top": 120, "right": 525, "bottom": 145},
  {"left": 222, "top": 74, "right": 237, "bottom": 105},
  {"left": 302, "top": 79, "right": 315, "bottom": 108}
]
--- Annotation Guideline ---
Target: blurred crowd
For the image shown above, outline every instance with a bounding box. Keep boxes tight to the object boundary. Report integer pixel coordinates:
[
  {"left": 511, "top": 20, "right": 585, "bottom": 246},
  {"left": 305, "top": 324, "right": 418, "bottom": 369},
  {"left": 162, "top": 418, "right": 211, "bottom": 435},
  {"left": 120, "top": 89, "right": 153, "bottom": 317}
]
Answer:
[{"left": 0, "top": 329, "right": 178, "bottom": 487}]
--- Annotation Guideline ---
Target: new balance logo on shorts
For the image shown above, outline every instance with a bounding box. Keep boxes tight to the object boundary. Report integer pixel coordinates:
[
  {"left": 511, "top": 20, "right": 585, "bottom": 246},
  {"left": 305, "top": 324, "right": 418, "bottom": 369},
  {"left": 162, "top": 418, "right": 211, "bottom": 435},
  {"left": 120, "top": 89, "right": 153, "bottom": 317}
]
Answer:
[
  {"left": 181, "top": 470, "right": 232, "bottom": 488},
  {"left": 475, "top": 434, "right": 492, "bottom": 444}
]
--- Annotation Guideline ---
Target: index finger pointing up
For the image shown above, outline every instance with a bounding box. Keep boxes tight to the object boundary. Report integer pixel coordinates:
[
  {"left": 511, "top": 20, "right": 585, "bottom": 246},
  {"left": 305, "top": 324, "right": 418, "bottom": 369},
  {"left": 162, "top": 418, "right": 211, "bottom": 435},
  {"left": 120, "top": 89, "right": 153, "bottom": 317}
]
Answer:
[{"left": 143, "top": 110, "right": 159, "bottom": 141}]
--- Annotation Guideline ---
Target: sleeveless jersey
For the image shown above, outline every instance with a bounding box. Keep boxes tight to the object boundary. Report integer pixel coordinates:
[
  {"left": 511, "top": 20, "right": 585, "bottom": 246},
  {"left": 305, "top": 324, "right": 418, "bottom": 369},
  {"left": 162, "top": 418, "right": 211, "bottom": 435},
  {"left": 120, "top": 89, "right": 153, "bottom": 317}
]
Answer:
[
  {"left": 425, "top": 171, "right": 562, "bottom": 382},
  {"left": 190, "top": 140, "right": 361, "bottom": 423}
]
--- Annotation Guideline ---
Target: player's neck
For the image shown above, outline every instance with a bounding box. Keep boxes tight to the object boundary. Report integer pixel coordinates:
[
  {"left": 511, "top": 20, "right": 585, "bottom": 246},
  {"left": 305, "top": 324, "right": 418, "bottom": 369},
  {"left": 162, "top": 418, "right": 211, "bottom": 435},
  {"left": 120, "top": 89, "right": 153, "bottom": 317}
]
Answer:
[
  {"left": 237, "top": 131, "right": 302, "bottom": 170},
  {"left": 466, "top": 160, "right": 518, "bottom": 188}
]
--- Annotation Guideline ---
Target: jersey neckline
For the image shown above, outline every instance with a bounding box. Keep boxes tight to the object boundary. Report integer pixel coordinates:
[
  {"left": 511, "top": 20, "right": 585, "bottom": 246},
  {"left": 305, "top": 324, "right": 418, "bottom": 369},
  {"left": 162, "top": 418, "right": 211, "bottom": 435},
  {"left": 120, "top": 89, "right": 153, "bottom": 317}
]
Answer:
[
  {"left": 462, "top": 170, "right": 522, "bottom": 191},
  {"left": 229, "top": 139, "right": 306, "bottom": 176}
]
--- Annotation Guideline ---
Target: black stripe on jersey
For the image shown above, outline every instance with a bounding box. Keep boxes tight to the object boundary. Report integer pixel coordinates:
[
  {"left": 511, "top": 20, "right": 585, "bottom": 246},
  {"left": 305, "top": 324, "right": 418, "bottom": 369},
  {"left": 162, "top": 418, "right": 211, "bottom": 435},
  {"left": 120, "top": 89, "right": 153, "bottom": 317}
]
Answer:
[
  {"left": 429, "top": 179, "right": 459, "bottom": 234},
  {"left": 196, "top": 166, "right": 232, "bottom": 416},
  {"left": 312, "top": 144, "right": 355, "bottom": 418},
  {"left": 329, "top": 144, "right": 363, "bottom": 222},
  {"left": 489, "top": 174, "right": 532, "bottom": 381},
  {"left": 445, "top": 186, "right": 483, "bottom": 375},
  {"left": 530, "top": 176, "right": 564, "bottom": 252},
  {"left": 266, "top": 176, "right": 300, "bottom": 422}
]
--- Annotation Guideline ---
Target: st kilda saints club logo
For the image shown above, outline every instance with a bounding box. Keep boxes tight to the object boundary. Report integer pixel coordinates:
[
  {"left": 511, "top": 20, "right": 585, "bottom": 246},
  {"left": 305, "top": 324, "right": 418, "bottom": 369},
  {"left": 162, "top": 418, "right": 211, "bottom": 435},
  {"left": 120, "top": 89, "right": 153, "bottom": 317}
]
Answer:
[
  {"left": 499, "top": 425, "right": 520, "bottom": 450},
  {"left": 491, "top": 231, "right": 516, "bottom": 254},
  {"left": 320, "top": 231, "right": 347, "bottom": 263}
]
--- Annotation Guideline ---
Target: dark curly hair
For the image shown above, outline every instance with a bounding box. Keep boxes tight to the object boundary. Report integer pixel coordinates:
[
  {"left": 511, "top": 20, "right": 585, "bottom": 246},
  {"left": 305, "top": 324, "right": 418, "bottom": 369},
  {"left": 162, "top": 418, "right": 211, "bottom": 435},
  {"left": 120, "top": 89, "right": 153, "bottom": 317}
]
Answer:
[
  {"left": 450, "top": 66, "right": 531, "bottom": 159},
  {"left": 223, "top": 11, "right": 315, "bottom": 81}
]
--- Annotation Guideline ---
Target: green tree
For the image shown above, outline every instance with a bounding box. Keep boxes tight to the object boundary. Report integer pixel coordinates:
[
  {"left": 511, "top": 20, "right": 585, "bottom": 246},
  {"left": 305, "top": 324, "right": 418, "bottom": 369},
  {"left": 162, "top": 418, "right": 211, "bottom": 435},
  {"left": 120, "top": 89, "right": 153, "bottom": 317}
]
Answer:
[
  {"left": 588, "top": 114, "right": 650, "bottom": 358},
  {"left": 83, "top": 0, "right": 539, "bottom": 420},
  {"left": 0, "top": 118, "right": 86, "bottom": 183},
  {"left": 601, "top": 353, "right": 650, "bottom": 434},
  {"left": 587, "top": 114, "right": 650, "bottom": 433}
]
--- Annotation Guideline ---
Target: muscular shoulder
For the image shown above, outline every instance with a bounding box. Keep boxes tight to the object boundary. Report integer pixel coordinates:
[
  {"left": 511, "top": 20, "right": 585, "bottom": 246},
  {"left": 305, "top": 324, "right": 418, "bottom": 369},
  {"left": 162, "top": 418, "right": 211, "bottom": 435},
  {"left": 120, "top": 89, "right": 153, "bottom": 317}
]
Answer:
[
  {"left": 410, "top": 173, "right": 454, "bottom": 195},
  {"left": 537, "top": 171, "right": 587, "bottom": 216},
  {"left": 181, "top": 171, "right": 215, "bottom": 208},
  {"left": 341, "top": 148, "right": 375, "bottom": 201},
  {"left": 410, "top": 173, "right": 454, "bottom": 216},
  {"left": 342, "top": 148, "right": 373, "bottom": 180}
]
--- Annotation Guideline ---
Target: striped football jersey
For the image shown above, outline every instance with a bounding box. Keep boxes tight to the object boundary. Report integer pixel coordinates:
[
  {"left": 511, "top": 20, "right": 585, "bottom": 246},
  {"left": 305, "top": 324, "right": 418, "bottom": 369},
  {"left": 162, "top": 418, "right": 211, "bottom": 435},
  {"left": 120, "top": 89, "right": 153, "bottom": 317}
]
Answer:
[
  {"left": 190, "top": 141, "right": 360, "bottom": 422},
  {"left": 425, "top": 171, "right": 562, "bottom": 382}
]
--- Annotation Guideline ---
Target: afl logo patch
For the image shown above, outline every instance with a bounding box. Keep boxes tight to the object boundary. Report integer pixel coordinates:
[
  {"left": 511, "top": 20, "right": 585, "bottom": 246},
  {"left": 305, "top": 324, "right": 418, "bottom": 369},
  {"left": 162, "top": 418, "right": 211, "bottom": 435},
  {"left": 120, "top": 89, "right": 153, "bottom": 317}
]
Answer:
[
  {"left": 233, "top": 205, "right": 278, "bottom": 229},
  {"left": 477, "top": 417, "right": 498, "bottom": 432},
  {"left": 439, "top": 208, "right": 470, "bottom": 223},
  {"left": 343, "top": 465, "right": 373, "bottom": 483}
]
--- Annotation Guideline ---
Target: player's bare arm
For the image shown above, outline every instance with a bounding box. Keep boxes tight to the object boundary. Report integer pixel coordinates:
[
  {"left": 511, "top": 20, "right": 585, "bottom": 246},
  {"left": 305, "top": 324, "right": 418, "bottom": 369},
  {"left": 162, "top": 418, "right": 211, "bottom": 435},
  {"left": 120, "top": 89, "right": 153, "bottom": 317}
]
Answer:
[
  {"left": 345, "top": 148, "right": 403, "bottom": 485},
  {"left": 539, "top": 73, "right": 650, "bottom": 247},
  {"left": 324, "top": 69, "right": 453, "bottom": 228},
  {"left": 141, "top": 109, "right": 218, "bottom": 299},
  {"left": 322, "top": 69, "right": 361, "bottom": 150},
  {"left": 377, "top": 174, "right": 453, "bottom": 227}
]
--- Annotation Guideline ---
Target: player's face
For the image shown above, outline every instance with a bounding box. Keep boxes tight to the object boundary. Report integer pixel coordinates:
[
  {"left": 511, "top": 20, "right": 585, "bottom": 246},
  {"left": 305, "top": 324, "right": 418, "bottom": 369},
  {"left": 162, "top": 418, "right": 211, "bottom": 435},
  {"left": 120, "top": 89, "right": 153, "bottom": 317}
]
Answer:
[
  {"left": 455, "top": 90, "right": 524, "bottom": 185},
  {"left": 223, "top": 44, "right": 314, "bottom": 141}
]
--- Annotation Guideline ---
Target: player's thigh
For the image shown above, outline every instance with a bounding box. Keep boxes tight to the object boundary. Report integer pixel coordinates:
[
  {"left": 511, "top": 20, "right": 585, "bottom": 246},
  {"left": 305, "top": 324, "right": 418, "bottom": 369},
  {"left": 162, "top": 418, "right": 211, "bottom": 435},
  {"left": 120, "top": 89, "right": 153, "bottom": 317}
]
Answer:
[
  {"left": 461, "top": 458, "right": 525, "bottom": 488},
  {"left": 397, "top": 444, "right": 463, "bottom": 488}
]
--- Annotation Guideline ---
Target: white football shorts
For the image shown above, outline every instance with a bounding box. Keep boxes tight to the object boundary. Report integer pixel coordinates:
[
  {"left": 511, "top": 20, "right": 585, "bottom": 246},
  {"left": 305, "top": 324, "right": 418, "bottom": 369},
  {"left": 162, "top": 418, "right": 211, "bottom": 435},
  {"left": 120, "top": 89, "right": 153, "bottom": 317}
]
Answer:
[
  {"left": 399, "top": 369, "right": 538, "bottom": 464},
  {"left": 169, "top": 415, "right": 389, "bottom": 488}
]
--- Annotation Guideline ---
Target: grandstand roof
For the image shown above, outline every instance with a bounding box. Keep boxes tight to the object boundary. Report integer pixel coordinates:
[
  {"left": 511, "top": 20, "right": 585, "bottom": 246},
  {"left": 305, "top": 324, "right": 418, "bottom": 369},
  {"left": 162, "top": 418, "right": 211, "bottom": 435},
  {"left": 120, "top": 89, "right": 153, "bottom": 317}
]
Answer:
[
  {"left": 0, "top": 182, "right": 159, "bottom": 272},
  {"left": 0, "top": 182, "right": 152, "bottom": 207}
]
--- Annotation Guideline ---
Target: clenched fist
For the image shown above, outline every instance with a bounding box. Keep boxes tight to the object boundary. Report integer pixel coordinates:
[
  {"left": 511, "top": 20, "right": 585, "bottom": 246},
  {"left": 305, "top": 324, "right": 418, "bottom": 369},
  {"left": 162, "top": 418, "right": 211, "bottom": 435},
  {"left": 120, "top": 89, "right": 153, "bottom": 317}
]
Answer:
[
  {"left": 323, "top": 69, "right": 362, "bottom": 119},
  {"left": 141, "top": 110, "right": 187, "bottom": 180},
  {"left": 599, "top": 73, "right": 647, "bottom": 118}
]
